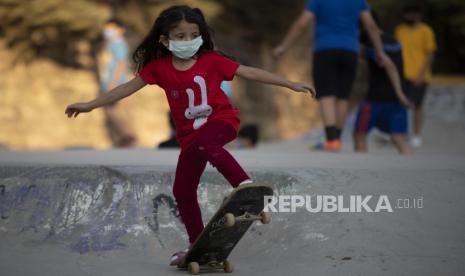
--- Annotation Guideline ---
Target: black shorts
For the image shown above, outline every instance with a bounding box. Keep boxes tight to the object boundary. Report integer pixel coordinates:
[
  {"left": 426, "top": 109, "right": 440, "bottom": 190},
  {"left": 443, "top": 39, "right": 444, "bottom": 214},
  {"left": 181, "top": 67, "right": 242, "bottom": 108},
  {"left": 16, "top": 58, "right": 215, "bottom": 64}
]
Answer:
[
  {"left": 313, "top": 50, "right": 358, "bottom": 100},
  {"left": 404, "top": 80, "right": 428, "bottom": 107}
]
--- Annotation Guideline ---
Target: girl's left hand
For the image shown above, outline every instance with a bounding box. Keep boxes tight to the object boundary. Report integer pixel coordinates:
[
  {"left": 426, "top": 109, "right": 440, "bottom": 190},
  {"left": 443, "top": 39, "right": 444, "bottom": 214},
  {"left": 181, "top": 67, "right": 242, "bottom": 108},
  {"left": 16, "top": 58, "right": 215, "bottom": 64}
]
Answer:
[{"left": 289, "top": 82, "right": 317, "bottom": 98}]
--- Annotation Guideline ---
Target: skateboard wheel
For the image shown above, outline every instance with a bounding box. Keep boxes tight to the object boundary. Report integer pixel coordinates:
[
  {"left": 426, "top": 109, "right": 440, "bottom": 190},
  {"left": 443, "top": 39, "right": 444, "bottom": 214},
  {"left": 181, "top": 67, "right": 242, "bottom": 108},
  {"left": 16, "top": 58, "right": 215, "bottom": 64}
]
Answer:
[
  {"left": 224, "top": 213, "right": 235, "bottom": 227},
  {"left": 260, "top": 211, "right": 271, "bottom": 224},
  {"left": 188, "top": 262, "right": 200, "bottom": 274},
  {"left": 223, "top": 259, "right": 233, "bottom": 273}
]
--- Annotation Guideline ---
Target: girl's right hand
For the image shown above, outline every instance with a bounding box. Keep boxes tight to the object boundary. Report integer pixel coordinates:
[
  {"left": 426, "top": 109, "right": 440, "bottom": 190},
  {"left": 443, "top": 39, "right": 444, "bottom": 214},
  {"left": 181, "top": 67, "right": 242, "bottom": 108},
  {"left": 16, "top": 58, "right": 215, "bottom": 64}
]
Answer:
[{"left": 65, "top": 102, "right": 93, "bottom": 118}]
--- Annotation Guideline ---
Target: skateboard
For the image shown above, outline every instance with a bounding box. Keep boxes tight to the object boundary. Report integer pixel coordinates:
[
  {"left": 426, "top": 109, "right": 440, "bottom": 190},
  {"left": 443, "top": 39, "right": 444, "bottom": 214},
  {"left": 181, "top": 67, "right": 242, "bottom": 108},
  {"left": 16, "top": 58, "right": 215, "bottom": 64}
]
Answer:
[{"left": 178, "top": 182, "right": 274, "bottom": 274}]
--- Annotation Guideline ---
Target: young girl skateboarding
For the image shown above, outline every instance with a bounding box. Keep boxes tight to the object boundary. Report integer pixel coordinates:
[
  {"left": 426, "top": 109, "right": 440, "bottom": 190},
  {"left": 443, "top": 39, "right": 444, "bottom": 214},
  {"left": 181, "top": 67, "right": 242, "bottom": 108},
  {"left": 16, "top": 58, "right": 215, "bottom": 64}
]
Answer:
[{"left": 65, "top": 5, "right": 315, "bottom": 265}]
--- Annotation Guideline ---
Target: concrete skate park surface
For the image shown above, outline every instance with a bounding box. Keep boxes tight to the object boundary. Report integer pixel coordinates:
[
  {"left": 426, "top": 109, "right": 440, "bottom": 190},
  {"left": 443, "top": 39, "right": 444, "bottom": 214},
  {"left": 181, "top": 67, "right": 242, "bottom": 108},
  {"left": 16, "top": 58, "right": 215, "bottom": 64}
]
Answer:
[{"left": 1, "top": 86, "right": 465, "bottom": 276}]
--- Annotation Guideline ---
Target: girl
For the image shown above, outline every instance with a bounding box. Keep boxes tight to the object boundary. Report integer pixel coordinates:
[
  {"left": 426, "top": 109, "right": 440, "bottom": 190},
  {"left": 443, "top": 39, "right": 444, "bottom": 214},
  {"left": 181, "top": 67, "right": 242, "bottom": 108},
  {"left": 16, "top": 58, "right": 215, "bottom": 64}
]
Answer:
[{"left": 65, "top": 5, "right": 315, "bottom": 265}]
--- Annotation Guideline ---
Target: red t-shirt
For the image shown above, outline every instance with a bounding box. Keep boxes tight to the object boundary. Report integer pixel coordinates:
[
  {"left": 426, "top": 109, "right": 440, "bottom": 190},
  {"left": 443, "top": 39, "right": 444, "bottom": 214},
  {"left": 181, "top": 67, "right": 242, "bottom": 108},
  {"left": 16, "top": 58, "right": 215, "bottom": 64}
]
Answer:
[{"left": 139, "top": 52, "right": 240, "bottom": 150}]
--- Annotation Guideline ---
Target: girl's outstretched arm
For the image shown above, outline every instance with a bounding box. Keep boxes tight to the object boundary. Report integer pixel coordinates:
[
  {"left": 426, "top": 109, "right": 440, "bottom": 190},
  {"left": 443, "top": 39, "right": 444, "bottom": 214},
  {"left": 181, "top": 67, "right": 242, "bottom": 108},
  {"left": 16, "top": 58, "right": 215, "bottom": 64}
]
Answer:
[
  {"left": 65, "top": 76, "right": 147, "bottom": 118},
  {"left": 235, "top": 65, "right": 316, "bottom": 97}
]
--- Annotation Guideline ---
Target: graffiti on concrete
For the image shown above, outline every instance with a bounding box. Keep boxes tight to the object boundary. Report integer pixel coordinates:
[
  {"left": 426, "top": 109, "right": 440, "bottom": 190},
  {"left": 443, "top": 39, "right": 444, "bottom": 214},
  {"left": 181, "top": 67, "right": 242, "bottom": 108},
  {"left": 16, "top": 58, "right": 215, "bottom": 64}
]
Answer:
[
  {"left": 146, "top": 193, "right": 179, "bottom": 234},
  {"left": 0, "top": 184, "right": 6, "bottom": 219},
  {"left": 0, "top": 183, "right": 39, "bottom": 221},
  {"left": 144, "top": 193, "right": 181, "bottom": 247}
]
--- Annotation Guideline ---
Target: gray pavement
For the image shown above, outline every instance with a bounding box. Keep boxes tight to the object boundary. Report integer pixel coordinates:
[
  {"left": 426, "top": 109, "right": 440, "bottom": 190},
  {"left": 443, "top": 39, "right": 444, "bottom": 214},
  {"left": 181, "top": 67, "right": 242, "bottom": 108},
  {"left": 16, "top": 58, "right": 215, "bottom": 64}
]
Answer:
[
  {"left": 0, "top": 162, "right": 464, "bottom": 276},
  {"left": 1, "top": 86, "right": 465, "bottom": 276}
]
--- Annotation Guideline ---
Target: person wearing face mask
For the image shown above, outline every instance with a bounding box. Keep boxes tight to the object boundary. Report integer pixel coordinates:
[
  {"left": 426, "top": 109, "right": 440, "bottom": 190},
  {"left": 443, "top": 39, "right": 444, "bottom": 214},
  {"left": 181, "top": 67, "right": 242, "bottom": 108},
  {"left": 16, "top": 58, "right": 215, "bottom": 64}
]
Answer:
[
  {"left": 65, "top": 5, "right": 316, "bottom": 266},
  {"left": 394, "top": 4, "right": 437, "bottom": 148},
  {"left": 100, "top": 18, "right": 136, "bottom": 148}
]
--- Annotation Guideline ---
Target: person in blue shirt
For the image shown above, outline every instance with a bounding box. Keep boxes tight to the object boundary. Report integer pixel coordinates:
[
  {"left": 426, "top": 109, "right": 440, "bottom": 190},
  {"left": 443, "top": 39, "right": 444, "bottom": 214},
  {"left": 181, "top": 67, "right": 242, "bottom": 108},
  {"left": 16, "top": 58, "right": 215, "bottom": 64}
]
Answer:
[
  {"left": 101, "top": 19, "right": 130, "bottom": 92},
  {"left": 100, "top": 18, "right": 136, "bottom": 148},
  {"left": 274, "top": 0, "right": 389, "bottom": 152}
]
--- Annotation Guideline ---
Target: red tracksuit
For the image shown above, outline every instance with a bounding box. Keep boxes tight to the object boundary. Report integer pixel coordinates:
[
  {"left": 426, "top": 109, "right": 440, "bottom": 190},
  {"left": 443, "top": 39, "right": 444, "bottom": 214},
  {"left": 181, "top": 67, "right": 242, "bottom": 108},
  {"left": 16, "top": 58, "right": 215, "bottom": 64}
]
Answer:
[{"left": 140, "top": 52, "right": 250, "bottom": 243}]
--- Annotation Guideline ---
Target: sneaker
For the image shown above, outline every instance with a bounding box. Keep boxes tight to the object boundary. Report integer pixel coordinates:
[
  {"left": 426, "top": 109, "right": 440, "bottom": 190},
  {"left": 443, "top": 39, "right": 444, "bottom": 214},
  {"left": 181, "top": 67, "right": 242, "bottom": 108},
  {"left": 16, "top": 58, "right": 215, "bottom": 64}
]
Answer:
[
  {"left": 222, "top": 180, "right": 253, "bottom": 205},
  {"left": 308, "top": 136, "right": 326, "bottom": 151},
  {"left": 239, "top": 179, "right": 253, "bottom": 186},
  {"left": 169, "top": 249, "right": 188, "bottom": 266},
  {"left": 410, "top": 136, "right": 422, "bottom": 148},
  {"left": 324, "top": 139, "right": 342, "bottom": 152}
]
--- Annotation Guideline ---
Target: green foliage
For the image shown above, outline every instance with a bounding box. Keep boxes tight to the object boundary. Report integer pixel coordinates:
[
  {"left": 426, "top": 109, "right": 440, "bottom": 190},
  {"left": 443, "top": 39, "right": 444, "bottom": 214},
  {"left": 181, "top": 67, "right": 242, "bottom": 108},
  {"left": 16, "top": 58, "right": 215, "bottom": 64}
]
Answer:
[
  {"left": 1, "top": 0, "right": 464, "bottom": 73},
  {"left": 214, "top": 0, "right": 307, "bottom": 44},
  {"left": 0, "top": 0, "right": 108, "bottom": 64},
  {"left": 0, "top": 0, "right": 219, "bottom": 65}
]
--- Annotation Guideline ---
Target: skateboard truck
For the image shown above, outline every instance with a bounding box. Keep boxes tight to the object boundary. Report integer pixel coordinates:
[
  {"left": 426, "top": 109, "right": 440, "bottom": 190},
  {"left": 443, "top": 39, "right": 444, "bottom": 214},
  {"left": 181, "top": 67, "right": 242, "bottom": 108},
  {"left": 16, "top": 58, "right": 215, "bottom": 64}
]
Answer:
[
  {"left": 224, "top": 211, "right": 271, "bottom": 227},
  {"left": 187, "top": 211, "right": 270, "bottom": 274},
  {"left": 188, "top": 259, "right": 233, "bottom": 274},
  {"left": 184, "top": 252, "right": 234, "bottom": 274}
]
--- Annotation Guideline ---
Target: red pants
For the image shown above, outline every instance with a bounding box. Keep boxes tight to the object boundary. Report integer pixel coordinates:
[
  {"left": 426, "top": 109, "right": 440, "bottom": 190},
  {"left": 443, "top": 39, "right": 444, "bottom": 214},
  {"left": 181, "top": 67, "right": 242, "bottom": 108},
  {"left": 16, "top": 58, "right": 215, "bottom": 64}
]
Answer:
[{"left": 173, "top": 121, "right": 250, "bottom": 244}]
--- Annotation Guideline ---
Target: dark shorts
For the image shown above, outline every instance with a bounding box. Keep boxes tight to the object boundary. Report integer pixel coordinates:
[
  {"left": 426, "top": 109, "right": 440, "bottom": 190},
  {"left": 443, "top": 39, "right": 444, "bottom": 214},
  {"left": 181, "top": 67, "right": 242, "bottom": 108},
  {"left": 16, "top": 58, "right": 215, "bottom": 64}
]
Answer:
[
  {"left": 354, "top": 101, "right": 408, "bottom": 135},
  {"left": 404, "top": 80, "right": 428, "bottom": 107},
  {"left": 313, "top": 49, "right": 358, "bottom": 100}
]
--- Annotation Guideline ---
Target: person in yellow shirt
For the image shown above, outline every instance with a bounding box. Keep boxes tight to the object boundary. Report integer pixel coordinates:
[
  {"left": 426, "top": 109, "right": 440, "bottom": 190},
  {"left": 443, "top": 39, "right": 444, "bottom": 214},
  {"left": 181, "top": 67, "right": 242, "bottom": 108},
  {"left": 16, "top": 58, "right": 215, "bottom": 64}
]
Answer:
[{"left": 395, "top": 4, "right": 437, "bottom": 148}]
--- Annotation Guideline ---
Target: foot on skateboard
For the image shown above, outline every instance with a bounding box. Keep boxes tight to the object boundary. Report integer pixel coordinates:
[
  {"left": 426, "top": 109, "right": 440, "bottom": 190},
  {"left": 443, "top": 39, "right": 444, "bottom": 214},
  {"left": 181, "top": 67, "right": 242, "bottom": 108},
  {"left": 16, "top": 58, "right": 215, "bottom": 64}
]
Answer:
[
  {"left": 170, "top": 249, "right": 188, "bottom": 266},
  {"left": 177, "top": 182, "right": 274, "bottom": 274}
]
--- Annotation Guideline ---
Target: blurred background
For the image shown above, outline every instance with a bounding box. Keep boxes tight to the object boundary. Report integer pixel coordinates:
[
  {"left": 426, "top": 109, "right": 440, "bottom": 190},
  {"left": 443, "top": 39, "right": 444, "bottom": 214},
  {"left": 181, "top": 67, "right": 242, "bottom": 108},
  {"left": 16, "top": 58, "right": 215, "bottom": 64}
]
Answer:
[{"left": 0, "top": 0, "right": 464, "bottom": 150}]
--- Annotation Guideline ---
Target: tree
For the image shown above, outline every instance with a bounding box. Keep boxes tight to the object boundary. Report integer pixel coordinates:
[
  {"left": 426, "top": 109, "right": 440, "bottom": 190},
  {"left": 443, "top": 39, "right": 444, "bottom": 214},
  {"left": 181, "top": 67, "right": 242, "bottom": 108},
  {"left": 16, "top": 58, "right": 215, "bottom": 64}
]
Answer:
[
  {"left": 212, "top": 0, "right": 310, "bottom": 139},
  {"left": 0, "top": 0, "right": 108, "bottom": 66}
]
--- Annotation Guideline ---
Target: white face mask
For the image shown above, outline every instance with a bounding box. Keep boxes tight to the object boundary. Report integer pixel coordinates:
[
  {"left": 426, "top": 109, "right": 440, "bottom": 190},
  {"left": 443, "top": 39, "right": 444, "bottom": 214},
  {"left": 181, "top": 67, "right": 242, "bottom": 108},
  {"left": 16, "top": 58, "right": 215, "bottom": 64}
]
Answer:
[
  {"left": 168, "top": 36, "right": 203, "bottom": 59},
  {"left": 103, "top": 29, "right": 117, "bottom": 41}
]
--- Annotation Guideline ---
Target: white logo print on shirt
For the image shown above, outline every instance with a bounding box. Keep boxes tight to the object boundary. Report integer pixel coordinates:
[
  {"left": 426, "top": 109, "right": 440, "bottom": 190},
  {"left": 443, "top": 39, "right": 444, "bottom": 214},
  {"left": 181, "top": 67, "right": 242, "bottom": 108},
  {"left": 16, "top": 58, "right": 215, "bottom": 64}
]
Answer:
[{"left": 184, "top": 75, "right": 212, "bottom": 129}]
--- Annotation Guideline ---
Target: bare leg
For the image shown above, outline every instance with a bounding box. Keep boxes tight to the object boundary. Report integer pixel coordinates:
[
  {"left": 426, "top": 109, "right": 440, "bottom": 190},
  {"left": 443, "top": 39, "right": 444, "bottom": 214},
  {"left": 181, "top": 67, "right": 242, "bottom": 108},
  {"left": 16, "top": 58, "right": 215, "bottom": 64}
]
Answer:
[
  {"left": 336, "top": 99, "right": 349, "bottom": 130},
  {"left": 105, "top": 106, "right": 125, "bottom": 134},
  {"left": 104, "top": 105, "right": 136, "bottom": 147},
  {"left": 391, "top": 134, "right": 413, "bottom": 155},
  {"left": 413, "top": 107, "right": 423, "bottom": 136},
  {"left": 319, "top": 96, "right": 337, "bottom": 126},
  {"left": 354, "top": 132, "right": 368, "bottom": 152}
]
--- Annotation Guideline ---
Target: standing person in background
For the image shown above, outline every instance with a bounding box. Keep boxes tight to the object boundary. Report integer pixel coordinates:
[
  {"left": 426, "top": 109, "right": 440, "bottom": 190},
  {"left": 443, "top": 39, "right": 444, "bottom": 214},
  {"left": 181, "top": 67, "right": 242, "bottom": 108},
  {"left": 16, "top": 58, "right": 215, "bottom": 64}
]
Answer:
[
  {"left": 220, "top": 81, "right": 260, "bottom": 149},
  {"left": 354, "top": 11, "right": 413, "bottom": 155},
  {"left": 274, "top": 0, "right": 389, "bottom": 152},
  {"left": 158, "top": 112, "right": 179, "bottom": 148},
  {"left": 395, "top": 4, "right": 437, "bottom": 148},
  {"left": 100, "top": 18, "right": 136, "bottom": 147}
]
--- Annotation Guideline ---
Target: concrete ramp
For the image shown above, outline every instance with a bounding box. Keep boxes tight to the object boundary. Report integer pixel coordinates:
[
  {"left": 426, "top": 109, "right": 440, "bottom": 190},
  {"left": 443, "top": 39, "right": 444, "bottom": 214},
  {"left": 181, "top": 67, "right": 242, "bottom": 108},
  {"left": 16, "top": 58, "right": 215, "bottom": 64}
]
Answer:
[
  {"left": 1, "top": 164, "right": 464, "bottom": 276},
  {"left": 0, "top": 166, "right": 294, "bottom": 253},
  {"left": 1, "top": 85, "right": 465, "bottom": 275}
]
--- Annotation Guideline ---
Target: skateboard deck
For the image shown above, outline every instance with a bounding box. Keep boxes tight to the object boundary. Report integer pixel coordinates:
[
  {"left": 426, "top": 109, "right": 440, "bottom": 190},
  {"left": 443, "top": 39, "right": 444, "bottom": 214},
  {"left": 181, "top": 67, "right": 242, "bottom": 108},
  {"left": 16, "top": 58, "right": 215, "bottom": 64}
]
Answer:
[{"left": 179, "top": 182, "right": 274, "bottom": 274}]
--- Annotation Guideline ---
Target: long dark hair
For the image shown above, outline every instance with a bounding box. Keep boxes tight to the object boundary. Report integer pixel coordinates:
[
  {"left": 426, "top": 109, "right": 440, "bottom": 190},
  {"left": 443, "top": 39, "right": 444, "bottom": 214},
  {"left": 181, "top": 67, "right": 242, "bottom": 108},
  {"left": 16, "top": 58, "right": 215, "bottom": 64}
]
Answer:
[{"left": 132, "top": 5, "right": 214, "bottom": 72}]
